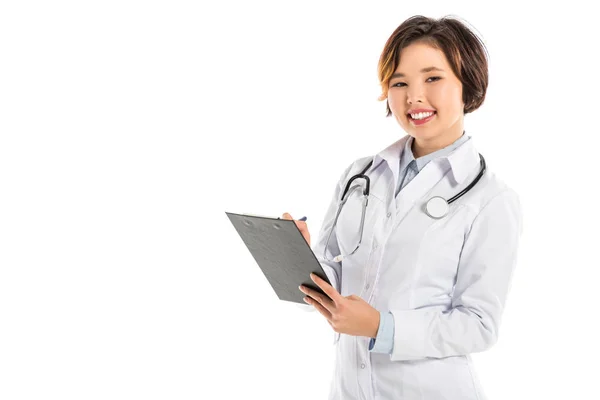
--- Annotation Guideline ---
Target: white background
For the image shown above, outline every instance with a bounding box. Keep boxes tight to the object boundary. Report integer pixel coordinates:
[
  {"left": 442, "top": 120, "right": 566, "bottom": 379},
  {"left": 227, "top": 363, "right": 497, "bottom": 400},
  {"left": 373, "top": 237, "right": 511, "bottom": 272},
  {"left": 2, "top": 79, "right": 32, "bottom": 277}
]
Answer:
[{"left": 1, "top": 1, "right": 598, "bottom": 399}]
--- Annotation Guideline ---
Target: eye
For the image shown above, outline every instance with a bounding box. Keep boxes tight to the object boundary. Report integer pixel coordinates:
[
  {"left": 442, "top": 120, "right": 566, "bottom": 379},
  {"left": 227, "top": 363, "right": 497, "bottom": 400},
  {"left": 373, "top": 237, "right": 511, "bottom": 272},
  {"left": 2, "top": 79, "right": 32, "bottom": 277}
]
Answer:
[{"left": 391, "top": 76, "right": 441, "bottom": 88}]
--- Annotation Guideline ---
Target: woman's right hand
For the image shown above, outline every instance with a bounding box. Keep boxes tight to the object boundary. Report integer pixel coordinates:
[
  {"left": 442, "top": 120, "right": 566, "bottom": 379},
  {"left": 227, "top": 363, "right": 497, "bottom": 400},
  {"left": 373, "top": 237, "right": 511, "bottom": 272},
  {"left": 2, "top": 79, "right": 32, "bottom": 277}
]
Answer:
[{"left": 281, "top": 212, "right": 311, "bottom": 246}]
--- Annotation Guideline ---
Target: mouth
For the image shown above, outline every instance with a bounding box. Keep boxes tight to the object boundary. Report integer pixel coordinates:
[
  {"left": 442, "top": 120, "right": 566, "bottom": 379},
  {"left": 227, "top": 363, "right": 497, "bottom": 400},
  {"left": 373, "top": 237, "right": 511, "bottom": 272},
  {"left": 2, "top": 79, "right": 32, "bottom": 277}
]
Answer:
[{"left": 407, "top": 111, "right": 436, "bottom": 126}]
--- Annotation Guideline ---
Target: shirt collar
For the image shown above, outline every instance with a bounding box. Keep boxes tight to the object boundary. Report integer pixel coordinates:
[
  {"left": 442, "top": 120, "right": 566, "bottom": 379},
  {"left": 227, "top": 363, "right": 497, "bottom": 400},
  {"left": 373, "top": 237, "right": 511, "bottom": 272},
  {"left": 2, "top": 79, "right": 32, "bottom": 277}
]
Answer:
[{"left": 407, "top": 133, "right": 469, "bottom": 172}]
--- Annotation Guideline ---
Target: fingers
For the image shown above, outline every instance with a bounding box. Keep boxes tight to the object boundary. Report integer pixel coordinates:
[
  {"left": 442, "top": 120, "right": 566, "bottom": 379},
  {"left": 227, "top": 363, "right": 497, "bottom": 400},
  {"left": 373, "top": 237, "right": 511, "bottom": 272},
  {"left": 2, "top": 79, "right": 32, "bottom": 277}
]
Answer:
[
  {"left": 310, "top": 273, "right": 343, "bottom": 304},
  {"left": 282, "top": 212, "right": 307, "bottom": 229},
  {"left": 300, "top": 285, "right": 335, "bottom": 314},
  {"left": 296, "top": 220, "right": 307, "bottom": 230},
  {"left": 304, "top": 295, "right": 332, "bottom": 320},
  {"left": 283, "top": 212, "right": 310, "bottom": 246}
]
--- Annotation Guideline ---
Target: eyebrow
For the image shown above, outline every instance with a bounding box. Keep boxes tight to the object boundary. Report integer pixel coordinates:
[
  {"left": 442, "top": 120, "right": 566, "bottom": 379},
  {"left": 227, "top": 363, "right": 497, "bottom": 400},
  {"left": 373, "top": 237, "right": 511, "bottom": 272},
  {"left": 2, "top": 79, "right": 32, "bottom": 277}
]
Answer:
[{"left": 390, "top": 66, "right": 445, "bottom": 79}]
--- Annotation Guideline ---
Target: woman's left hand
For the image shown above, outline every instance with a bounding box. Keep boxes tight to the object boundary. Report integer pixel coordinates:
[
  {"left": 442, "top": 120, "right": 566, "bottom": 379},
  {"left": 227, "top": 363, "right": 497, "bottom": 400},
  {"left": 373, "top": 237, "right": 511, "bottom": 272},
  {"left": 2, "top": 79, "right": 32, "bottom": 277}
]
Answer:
[{"left": 300, "top": 273, "right": 380, "bottom": 338}]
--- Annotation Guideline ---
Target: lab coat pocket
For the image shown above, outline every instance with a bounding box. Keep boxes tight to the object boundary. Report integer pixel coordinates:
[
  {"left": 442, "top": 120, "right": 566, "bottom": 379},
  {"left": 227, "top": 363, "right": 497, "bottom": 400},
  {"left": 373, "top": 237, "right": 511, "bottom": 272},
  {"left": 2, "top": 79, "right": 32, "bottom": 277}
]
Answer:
[
  {"left": 412, "top": 356, "right": 480, "bottom": 400},
  {"left": 416, "top": 205, "right": 473, "bottom": 292}
]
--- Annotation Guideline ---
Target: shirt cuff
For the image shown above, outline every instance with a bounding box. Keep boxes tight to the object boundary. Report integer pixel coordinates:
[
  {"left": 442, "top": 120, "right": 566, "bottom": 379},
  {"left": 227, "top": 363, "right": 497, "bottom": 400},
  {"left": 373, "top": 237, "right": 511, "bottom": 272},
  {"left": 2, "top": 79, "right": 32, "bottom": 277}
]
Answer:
[{"left": 368, "top": 311, "right": 395, "bottom": 354}]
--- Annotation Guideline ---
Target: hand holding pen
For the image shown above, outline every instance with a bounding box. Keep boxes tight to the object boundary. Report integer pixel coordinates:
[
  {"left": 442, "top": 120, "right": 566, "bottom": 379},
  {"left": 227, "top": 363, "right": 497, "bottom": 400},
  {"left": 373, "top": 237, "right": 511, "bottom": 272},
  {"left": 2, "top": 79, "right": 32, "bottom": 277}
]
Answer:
[{"left": 281, "top": 212, "right": 310, "bottom": 246}]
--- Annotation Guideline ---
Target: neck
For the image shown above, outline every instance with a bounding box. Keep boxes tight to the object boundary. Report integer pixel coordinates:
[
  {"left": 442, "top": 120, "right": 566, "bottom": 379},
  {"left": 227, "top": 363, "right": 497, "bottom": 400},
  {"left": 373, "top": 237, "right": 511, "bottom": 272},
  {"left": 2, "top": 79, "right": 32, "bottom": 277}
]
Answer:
[{"left": 411, "top": 128, "right": 464, "bottom": 158}]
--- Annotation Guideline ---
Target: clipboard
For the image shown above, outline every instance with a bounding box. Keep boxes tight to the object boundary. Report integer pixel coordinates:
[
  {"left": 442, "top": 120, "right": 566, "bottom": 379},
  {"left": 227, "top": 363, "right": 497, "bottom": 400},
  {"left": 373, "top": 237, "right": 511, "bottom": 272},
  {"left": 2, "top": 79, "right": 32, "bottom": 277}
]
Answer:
[{"left": 225, "top": 212, "right": 333, "bottom": 304}]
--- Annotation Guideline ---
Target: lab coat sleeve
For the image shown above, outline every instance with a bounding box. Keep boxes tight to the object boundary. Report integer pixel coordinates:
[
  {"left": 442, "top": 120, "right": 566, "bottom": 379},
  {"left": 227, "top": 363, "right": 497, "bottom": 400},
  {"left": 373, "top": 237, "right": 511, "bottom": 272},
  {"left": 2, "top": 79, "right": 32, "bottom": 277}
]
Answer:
[
  {"left": 310, "top": 162, "right": 356, "bottom": 294},
  {"left": 389, "top": 188, "right": 523, "bottom": 361},
  {"left": 296, "top": 162, "right": 354, "bottom": 313}
]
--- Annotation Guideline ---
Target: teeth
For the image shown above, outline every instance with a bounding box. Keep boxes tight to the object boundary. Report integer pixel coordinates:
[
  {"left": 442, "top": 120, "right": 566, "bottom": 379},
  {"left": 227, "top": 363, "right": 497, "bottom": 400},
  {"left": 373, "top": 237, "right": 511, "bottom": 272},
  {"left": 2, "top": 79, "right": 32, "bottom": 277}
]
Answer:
[{"left": 410, "top": 111, "right": 435, "bottom": 120}]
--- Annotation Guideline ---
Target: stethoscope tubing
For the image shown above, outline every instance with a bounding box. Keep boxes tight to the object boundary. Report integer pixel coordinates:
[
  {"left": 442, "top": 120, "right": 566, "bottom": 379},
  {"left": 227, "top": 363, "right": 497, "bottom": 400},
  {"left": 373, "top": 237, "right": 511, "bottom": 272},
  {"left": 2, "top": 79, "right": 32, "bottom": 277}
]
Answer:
[{"left": 324, "top": 153, "right": 486, "bottom": 262}]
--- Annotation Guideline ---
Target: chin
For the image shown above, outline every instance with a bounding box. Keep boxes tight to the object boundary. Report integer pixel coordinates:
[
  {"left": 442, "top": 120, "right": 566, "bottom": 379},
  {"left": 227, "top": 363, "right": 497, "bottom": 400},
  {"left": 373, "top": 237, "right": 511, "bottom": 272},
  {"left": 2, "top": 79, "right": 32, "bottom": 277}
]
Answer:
[
  {"left": 412, "top": 129, "right": 441, "bottom": 140},
  {"left": 405, "top": 126, "right": 441, "bottom": 141}
]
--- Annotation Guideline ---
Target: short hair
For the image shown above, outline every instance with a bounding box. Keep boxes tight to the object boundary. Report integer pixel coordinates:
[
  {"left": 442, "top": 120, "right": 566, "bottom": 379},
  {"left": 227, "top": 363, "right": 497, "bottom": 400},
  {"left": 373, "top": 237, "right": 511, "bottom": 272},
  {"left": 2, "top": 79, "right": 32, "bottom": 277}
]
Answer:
[{"left": 377, "top": 15, "right": 489, "bottom": 117}]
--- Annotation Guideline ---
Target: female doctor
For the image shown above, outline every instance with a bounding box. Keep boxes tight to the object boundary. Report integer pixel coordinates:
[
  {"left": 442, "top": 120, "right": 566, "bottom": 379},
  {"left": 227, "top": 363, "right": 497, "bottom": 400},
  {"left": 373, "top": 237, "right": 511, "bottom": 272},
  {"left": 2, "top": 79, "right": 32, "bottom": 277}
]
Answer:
[{"left": 282, "top": 15, "right": 522, "bottom": 400}]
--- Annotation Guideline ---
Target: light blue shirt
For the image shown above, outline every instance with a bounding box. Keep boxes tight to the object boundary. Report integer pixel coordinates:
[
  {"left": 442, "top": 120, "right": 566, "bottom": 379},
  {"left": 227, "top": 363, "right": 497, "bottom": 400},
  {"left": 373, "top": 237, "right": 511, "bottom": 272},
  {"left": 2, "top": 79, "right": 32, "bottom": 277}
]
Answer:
[{"left": 369, "top": 132, "right": 470, "bottom": 353}]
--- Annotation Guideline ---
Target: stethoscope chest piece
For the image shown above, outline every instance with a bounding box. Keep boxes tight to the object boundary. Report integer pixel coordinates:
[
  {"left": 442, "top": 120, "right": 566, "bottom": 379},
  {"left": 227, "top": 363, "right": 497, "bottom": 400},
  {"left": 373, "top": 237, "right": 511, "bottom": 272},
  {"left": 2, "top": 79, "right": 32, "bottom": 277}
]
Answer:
[{"left": 425, "top": 196, "right": 449, "bottom": 219}]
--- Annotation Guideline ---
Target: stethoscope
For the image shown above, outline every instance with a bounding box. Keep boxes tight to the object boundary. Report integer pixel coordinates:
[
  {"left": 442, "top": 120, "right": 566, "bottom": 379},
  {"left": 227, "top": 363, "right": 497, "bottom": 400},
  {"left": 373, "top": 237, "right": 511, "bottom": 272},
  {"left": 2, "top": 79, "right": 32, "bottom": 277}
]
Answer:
[{"left": 323, "top": 153, "right": 486, "bottom": 263}]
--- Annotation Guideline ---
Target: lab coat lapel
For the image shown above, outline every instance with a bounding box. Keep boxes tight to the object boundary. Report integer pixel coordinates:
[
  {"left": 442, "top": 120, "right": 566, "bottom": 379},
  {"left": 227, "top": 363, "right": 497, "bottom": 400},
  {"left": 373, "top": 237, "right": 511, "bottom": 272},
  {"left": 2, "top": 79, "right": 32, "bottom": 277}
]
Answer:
[
  {"left": 394, "top": 160, "right": 450, "bottom": 225},
  {"left": 392, "top": 136, "right": 480, "bottom": 228}
]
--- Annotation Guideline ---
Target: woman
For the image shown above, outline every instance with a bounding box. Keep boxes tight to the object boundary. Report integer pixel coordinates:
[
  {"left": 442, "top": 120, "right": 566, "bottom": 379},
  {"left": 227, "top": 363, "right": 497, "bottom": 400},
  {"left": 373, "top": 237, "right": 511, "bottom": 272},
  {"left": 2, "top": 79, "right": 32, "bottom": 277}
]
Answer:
[{"left": 283, "top": 15, "right": 522, "bottom": 400}]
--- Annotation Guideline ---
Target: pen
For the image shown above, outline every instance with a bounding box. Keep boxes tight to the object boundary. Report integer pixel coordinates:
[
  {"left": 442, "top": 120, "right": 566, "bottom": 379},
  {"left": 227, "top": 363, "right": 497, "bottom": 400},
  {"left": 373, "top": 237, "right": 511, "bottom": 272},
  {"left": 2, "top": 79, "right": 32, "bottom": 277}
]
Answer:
[{"left": 277, "top": 216, "right": 307, "bottom": 221}]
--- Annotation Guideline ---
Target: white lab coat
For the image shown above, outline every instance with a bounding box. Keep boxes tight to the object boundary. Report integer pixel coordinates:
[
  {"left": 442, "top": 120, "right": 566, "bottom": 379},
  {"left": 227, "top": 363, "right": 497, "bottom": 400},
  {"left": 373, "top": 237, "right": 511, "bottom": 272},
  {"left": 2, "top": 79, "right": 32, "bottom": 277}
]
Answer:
[{"left": 310, "top": 135, "right": 523, "bottom": 400}]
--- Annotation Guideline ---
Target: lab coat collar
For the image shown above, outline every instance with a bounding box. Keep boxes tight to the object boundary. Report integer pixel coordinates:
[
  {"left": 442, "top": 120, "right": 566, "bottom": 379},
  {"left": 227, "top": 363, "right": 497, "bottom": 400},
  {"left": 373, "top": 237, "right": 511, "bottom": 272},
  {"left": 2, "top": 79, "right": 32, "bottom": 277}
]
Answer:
[
  {"left": 445, "top": 135, "right": 479, "bottom": 185},
  {"left": 371, "top": 135, "right": 411, "bottom": 185},
  {"left": 371, "top": 133, "right": 478, "bottom": 185},
  {"left": 373, "top": 135, "right": 410, "bottom": 172}
]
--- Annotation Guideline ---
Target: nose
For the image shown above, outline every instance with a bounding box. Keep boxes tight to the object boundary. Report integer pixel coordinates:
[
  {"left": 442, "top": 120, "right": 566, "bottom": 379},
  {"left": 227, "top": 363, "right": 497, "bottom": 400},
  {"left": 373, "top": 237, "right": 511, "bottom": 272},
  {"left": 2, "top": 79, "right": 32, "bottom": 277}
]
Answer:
[{"left": 406, "top": 84, "right": 425, "bottom": 105}]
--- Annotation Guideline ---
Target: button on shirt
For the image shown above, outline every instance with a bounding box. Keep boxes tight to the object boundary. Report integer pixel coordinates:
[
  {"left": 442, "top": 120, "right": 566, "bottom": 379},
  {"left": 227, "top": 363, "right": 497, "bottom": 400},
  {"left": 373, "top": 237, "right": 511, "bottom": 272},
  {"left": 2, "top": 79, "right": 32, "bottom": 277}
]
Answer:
[{"left": 368, "top": 132, "right": 470, "bottom": 354}]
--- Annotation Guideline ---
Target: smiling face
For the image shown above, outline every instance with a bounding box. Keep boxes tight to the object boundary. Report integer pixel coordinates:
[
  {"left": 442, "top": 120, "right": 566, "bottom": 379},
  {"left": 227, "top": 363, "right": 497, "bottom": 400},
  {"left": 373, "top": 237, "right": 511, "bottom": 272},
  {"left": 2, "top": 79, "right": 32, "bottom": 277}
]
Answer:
[{"left": 387, "top": 41, "right": 465, "bottom": 156}]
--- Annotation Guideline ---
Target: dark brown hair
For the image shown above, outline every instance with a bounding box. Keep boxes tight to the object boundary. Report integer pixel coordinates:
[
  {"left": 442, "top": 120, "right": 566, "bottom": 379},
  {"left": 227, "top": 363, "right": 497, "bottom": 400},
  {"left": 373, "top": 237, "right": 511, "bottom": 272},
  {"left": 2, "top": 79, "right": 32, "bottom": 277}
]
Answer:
[{"left": 378, "top": 15, "right": 489, "bottom": 117}]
